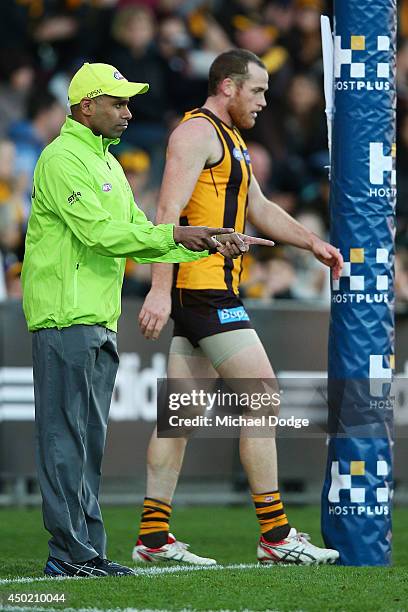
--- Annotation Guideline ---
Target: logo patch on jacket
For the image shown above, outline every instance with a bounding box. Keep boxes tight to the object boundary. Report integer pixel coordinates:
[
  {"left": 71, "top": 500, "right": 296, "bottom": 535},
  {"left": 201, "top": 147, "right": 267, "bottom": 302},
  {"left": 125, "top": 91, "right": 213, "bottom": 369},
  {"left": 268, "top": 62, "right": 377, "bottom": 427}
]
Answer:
[
  {"left": 102, "top": 183, "right": 112, "bottom": 192},
  {"left": 67, "top": 191, "right": 81, "bottom": 205}
]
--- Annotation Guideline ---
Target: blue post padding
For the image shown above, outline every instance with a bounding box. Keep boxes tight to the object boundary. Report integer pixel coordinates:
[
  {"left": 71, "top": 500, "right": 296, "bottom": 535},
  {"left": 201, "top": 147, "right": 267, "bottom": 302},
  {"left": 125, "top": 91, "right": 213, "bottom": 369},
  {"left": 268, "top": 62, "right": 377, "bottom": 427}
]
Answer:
[
  {"left": 322, "top": 0, "right": 396, "bottom": 565},
  {"left": 321, "top": 437, "right": 393, "bottom": 566}
]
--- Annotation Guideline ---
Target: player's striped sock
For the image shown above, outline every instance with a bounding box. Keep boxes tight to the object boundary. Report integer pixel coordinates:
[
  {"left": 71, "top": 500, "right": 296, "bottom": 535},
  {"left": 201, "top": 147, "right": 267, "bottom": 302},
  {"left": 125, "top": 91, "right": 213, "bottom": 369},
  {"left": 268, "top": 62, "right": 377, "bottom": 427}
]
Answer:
[
  {"left": 252, "top": 490, "right": 291, "bottom": 542},
  {"left": 138, "top": 497, "right": 172, "bottom": 548}
]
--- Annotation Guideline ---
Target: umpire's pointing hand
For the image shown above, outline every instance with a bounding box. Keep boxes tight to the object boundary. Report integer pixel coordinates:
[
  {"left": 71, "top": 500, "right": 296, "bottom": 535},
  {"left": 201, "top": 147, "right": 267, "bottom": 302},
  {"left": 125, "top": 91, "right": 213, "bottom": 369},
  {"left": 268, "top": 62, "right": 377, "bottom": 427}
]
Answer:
[
  {"left": 214, "top": 232, "right": 275, "bottom": 259},
  {"left": 173, "top": 226, "right": 234, "bottom": 251}
]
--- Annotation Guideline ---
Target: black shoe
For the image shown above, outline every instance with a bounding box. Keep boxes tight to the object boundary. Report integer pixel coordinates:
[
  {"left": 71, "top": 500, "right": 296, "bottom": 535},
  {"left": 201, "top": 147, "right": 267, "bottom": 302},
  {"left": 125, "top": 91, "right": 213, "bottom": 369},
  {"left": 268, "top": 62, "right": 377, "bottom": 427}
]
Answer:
[
  {"left": 44, "top": 556, "right": 135, "bottom": 577},
  {"left": 44, "top": 556, "right": 108, "bottom": 577},
  {"left": 94, "top": 557, "right": 135, "bottom": 576}
]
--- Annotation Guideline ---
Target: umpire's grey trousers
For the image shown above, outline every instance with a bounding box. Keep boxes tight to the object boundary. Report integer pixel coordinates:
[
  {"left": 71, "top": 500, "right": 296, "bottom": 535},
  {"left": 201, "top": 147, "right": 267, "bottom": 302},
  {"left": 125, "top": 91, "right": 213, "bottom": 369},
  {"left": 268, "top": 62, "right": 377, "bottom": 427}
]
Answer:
[{"left": 32, "top": 325, "right": 119, "bottom": 562}]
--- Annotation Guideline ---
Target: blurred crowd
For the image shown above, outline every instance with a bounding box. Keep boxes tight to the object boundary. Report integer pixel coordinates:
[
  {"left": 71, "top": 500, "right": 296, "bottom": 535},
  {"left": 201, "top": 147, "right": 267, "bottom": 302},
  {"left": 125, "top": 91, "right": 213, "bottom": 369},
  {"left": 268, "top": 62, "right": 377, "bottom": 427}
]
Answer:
[{"left": 0, "top": 0, "right": 407, "bottom": 304}]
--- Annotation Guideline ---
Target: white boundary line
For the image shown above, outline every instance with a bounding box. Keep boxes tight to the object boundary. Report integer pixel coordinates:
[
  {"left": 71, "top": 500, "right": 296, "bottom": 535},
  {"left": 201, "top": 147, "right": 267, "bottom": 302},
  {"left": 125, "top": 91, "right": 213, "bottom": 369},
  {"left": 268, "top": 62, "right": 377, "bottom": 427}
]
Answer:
[
  {"left": 0, "top": 608, "right": 173, "bottom": 612},
  {"left": 0, "top": 608, "right": 266, "bottom": 612},
  {"left": 0, "top": 562, "right": 276, "bottom": 586}
]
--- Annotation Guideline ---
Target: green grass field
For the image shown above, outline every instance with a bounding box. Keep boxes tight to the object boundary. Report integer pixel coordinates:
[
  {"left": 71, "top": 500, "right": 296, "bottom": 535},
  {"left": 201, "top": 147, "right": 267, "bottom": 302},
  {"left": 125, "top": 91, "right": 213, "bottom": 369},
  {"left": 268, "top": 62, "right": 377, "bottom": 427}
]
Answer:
[{"left": 0, "top": 505, "right": 407, "bottom": 612}]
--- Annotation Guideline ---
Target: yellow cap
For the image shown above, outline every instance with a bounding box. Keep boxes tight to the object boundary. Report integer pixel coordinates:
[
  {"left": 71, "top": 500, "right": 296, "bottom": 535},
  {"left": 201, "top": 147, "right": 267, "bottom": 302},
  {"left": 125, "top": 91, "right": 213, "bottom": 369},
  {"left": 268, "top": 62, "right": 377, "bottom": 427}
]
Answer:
[{"left": 68, "top": 62, "right": 149, "bottom": 106}]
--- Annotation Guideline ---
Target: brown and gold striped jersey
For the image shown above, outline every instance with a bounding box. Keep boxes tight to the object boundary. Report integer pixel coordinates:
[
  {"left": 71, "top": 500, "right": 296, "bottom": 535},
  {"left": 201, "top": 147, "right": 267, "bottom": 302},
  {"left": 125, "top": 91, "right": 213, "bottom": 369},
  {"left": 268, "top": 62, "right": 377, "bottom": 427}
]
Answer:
[{"left": 174, "top": 108, "right": 252, "bottom": 295}]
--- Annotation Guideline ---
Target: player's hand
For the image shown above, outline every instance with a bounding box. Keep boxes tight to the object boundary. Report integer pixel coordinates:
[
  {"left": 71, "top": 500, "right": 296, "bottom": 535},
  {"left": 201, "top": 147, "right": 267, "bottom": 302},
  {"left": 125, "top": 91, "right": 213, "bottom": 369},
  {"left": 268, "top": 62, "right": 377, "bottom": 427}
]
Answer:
[
  {"left": 214, "top": 232, "right": 275, "bottom": 259},
  {"left": 173, "top": 226, "right": 234, "bottom": 251},
  {"left": 138, "top": 288, "right": 171, "bottom": 340},
  {"left": 311, "top": 237, "right": 344, "bottom": 280}
]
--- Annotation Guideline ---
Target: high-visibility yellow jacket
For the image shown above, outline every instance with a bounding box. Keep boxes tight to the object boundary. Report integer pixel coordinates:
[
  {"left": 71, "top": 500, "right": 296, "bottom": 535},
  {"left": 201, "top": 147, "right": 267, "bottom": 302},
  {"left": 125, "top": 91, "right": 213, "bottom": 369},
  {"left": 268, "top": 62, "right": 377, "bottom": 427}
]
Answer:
[{"left": 22, "top": 116, "right": 207, "bottom": 331}]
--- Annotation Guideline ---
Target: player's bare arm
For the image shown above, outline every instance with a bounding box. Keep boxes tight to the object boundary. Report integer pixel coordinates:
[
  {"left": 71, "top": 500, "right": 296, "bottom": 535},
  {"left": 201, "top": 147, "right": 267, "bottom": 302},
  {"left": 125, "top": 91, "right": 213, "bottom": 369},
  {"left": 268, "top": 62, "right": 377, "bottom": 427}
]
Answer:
[{"left": 247, "top": 175, "right": 343, "bottom": 280}]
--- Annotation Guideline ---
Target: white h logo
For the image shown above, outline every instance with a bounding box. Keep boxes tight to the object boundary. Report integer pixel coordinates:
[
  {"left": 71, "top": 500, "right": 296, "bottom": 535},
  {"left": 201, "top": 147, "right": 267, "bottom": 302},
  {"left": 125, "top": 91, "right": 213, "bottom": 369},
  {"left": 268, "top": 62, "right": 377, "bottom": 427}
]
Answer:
[
  {"left": 328, "top": 461, "right": 365, "bottom": 503},
  {"left": 328, "top": 460, "right": 389, "bottom": 504},
  {"left": 370, "top": 143, "right": 396, "bottom": 185},
  {"left": 335, "top": 35, "right": 390, "bottom": 79},
  {"left": 332, "top": 248, "right": 389, "bottom": 292},
  {"left": 369, "top": 354, "right": 394, "bottom": 397}
]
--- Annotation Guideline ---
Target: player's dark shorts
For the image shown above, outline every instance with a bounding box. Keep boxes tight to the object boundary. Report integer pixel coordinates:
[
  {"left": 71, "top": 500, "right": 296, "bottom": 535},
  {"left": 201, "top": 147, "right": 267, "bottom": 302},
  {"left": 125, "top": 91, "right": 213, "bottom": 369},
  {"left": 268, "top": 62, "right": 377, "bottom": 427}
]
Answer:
[{"left": 171, "top": 287, "right": 253, "bottom": 347}]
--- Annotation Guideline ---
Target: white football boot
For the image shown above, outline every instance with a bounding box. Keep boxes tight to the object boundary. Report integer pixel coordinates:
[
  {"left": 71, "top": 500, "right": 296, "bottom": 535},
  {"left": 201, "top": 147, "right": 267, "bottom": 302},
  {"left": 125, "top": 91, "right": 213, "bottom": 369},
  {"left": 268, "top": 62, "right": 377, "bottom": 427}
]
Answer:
[
  {"left": 257, "top": 528, "right": 339, "bottom": 565},
  {"left": 132, "top": 533, "right": 217, "bottom": 565}
]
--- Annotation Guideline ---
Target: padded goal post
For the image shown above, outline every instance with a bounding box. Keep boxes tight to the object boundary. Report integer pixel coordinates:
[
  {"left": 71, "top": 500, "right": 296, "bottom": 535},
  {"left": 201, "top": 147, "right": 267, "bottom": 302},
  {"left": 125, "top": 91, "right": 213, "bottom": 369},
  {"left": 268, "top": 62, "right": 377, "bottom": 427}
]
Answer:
[{"left": 321, "top": 0, "right": 397, "bottom": 565}]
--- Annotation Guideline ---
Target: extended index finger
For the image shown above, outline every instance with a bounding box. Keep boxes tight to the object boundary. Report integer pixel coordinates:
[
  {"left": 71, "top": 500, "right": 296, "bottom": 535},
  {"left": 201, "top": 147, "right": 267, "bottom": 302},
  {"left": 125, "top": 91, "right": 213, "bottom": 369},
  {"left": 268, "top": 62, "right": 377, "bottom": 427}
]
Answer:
[{"left": 242, "top": 235, "right": 275, "bottom": 247}]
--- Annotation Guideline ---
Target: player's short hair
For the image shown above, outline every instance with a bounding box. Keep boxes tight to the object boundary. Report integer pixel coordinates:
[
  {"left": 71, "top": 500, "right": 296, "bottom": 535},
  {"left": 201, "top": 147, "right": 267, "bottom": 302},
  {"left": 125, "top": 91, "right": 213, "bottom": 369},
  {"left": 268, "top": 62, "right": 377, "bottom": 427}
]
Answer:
[{"left": 208, "top": 49, "right": 266, "bottom": 96}]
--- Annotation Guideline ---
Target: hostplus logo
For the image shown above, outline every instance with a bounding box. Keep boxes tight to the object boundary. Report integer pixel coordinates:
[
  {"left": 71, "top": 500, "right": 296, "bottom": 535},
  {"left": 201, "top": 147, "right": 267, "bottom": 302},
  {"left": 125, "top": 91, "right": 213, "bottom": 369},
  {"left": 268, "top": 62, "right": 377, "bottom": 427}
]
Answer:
[
  {"left": 331, "top": 247, "right": 389, "bottom": 304},
  {"left": 369, "top": 354, "right": 395, "bottom": 398},
  {"left": 335, "top": 35, "right": 391, "bottom": 92},
  {"left": 328, "top": 460, "right": 390, "bottom": 516},
  {"left": 369, "top": 142, "right": 396, "bottom": 198}
]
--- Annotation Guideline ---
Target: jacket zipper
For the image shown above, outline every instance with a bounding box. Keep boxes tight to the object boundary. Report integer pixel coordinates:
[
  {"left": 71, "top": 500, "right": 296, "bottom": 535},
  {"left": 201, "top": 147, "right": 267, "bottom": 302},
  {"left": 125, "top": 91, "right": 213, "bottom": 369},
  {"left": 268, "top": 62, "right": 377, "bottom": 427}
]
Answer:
[{"left": 73, "top": 263, "right": 79, "bottom": 308}]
